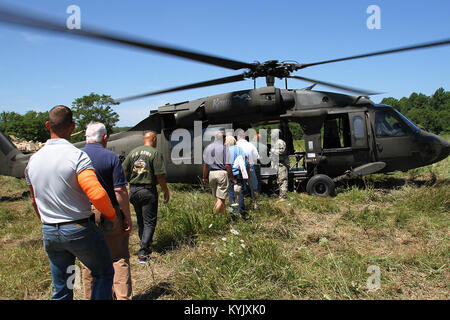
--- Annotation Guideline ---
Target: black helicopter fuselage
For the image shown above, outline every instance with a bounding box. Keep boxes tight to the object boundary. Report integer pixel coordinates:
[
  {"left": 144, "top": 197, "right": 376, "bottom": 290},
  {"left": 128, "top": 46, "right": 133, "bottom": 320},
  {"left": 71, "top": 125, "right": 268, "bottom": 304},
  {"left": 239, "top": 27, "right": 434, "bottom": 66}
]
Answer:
[
  {"left": 1, "top": 88, "right": 448, "bottom": 196},
  {"left": 127, "top": 87, "right": 450, "bottom": 186}
]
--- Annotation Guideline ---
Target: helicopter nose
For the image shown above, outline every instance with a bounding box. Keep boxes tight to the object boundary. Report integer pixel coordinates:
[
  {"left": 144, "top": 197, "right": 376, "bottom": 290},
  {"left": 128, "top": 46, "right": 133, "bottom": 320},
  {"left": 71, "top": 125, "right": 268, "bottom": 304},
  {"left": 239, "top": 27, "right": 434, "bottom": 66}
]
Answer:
[
  {"left": 441, "top": 138, "right": 450, "bottom": 161},
  {"left": 433, "top": 136, "right": 450, "bottom": 163},
  {"left": 417, "top": 131, "right": 450, "bottom": 165}
]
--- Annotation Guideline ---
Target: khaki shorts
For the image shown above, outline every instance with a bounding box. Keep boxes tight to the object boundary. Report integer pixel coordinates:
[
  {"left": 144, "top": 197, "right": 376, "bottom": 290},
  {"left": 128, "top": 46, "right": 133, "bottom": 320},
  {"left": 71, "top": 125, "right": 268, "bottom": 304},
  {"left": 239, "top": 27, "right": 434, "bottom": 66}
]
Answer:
[{"left": 209, "top": 170, "right": 229, "bottom": 200}]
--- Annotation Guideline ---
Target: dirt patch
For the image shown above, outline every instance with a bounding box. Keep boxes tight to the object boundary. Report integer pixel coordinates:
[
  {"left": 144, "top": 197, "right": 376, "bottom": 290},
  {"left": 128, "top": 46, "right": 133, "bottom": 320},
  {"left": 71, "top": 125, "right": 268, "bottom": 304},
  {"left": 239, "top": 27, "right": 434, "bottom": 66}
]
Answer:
[{"left": 1, "top": 237, "right": 42, "bottom": 249}]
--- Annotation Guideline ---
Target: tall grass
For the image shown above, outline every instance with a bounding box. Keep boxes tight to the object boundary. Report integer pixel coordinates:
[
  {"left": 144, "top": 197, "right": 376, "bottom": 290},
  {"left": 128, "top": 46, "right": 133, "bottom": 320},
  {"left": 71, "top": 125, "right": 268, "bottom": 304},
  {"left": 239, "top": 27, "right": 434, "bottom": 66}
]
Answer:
[
  {"left": 0, "top": 154, "right": 448, "bottom": 299},
  {"left": 173, "top": 237, "right": 299, "bottom": 299},
  {"left": 155, "top": 187, "right": 230, "bottom": 250}
]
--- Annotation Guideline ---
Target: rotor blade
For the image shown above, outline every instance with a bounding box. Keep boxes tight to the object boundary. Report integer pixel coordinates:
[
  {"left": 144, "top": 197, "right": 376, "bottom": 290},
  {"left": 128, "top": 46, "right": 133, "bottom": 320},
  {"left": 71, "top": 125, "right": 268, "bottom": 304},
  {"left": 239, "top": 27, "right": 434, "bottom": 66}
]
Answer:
[
  {"left": 115, "top": 74, "right": 247, "bottom": 103},
  {"left": 299, "top": 39, "right": 450, "bottom": 69},
  {"left": 288, "top": 75, "right": 381, "bottom": 96},
  {"left": 0, "top": 6, "right": 252, "bottom": 71}
]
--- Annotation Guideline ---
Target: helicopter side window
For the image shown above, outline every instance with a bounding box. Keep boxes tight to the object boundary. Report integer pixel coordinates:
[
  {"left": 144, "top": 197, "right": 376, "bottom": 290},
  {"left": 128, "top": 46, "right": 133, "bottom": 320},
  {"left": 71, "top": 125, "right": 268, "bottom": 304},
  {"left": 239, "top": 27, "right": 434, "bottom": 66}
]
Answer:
[
  {"left": 323, "top": 115, "right": 351, "bottom": 149},
  {"left": 353, "top": 116, "right": 365, "bottom": 139},
  {"left": 375, "top": 111, "right": 407, "bottom": 137}
]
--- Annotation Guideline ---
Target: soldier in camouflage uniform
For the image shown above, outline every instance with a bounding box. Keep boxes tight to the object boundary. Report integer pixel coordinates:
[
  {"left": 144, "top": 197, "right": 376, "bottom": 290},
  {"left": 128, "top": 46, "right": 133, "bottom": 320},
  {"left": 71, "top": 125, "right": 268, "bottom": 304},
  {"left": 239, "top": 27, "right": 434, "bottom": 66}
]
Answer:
[{"left": 270, "top": 129, "right": 289, "bottom": 200}]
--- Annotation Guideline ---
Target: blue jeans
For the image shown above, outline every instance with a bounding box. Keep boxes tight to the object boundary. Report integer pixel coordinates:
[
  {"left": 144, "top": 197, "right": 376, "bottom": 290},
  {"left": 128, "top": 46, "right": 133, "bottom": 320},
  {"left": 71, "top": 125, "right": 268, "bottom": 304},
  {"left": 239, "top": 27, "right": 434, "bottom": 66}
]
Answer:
[
  {"left": 42, "top": 220, "right": 114, "bottom": 300},
  {"left": 228, "top": 175, "right": 247, "bottom": 214},
  {"left": 253, "top": 164, "right": 262, "bottom": 193}
]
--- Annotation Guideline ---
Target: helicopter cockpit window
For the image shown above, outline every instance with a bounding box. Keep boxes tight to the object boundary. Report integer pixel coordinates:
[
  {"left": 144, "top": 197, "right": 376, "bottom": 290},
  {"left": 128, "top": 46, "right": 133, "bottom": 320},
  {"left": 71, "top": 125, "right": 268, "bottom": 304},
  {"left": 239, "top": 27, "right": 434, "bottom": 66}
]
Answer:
[
  {"left": 394, "top": 109, "right": 420, "bottom": 134},
  {"left": 375, "top": 110, "right": 407, "bottom": 137}
]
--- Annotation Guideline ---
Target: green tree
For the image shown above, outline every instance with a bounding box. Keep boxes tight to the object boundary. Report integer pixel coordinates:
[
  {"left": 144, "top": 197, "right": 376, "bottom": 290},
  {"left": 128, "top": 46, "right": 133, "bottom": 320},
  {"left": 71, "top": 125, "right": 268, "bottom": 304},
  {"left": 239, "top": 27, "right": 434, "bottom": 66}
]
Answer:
[
  {"left": 71, "top": 93, "right": 120, "bottom": 142},
  {"left": 430, "top": 87, "right": 447, "bottom": 110},
  {"left": 0, "top": 110, "right": 49, "bottom": 142},
  {"left": 0, "top": 111, "right": 23, "bottom": 137}
]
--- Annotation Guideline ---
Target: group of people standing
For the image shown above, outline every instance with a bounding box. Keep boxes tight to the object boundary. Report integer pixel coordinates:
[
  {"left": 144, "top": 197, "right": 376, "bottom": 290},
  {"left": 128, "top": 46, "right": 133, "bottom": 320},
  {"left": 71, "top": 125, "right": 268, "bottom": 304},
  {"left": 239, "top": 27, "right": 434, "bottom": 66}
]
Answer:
[
  {"left": 25, "top": 105, "right": 169, "bottom": 300},
  {"left": 202, "top": 127, "right": 289, "bottom": 220},
  {"left": 24, "top": 105, "right": 290, "bottom": 300}
]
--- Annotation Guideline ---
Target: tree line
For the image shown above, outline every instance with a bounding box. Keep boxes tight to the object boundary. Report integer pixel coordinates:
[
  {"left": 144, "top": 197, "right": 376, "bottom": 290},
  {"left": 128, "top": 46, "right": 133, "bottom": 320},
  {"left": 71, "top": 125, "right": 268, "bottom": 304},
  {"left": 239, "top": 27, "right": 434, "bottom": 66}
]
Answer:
[
  {"left": 0, "top": 93, "right": 120, "bottom": 143},
  {"left": 0, "top": 88, "right": 448, "bottom": 143},
  {"left": 380, "top": 87, "right": 449, "bottom": 134}
]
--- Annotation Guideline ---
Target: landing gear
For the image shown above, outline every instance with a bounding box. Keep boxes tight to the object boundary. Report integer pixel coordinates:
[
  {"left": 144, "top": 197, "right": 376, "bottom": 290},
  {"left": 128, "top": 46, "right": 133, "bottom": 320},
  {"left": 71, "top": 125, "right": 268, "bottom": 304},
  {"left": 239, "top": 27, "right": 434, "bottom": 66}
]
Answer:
[{"left": 306, "top": 174, "right": 336, "bottom": 197}]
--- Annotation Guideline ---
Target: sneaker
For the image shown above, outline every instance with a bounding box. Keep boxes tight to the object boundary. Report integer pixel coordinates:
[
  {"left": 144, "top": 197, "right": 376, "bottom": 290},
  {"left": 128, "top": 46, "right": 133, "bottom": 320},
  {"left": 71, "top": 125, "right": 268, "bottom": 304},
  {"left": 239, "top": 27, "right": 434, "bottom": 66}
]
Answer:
[
  {"left": 138, "top": 255, "right": 148, "bottom": 264},
  {"left": 229, "top": 203, "right": 239, "bottom": 214}
]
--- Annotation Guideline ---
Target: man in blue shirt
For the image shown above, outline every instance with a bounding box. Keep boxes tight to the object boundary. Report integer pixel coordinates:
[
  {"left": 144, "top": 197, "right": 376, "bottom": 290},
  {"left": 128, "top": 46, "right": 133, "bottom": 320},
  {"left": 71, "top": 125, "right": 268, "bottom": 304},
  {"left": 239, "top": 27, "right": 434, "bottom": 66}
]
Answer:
[
  {"left": 202, "top": 129, "right": 236, "bottom": 214},
  {"left": 81, "top": 122, "right": 133, "bottom": 300}
]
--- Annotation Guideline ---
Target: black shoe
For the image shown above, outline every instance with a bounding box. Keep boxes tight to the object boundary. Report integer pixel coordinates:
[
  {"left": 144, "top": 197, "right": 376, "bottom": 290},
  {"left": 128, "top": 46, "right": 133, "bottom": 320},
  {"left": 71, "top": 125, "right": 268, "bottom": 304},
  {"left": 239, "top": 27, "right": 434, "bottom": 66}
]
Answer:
[
  {"left": 240, "top": 212, "right": 249, "bottom": 221},
  {"left": 138, "top": 255, "right": 148, "bottom": 264}
]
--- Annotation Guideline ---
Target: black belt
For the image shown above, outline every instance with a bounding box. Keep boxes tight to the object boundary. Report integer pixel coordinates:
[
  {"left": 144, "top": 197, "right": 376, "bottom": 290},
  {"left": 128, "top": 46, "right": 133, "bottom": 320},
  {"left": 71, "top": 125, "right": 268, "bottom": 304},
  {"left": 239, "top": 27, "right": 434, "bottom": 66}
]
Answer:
[
  {"left": 43, "top": 215, "right": 94, "bottom": 227},
  {"left": 210, "top": 169, "right": 226, "bottom": 171},
  {"left": 130, "top": 184, "right": 157, "bottom": 189}
]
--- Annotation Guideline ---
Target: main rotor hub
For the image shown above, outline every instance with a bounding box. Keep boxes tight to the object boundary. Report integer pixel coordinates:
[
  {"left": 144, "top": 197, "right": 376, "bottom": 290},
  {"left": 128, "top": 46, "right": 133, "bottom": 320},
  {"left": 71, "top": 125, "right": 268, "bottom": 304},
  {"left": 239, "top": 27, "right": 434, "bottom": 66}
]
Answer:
[{"left": 245, "top": 60, "right": 300, "bottom": 80}]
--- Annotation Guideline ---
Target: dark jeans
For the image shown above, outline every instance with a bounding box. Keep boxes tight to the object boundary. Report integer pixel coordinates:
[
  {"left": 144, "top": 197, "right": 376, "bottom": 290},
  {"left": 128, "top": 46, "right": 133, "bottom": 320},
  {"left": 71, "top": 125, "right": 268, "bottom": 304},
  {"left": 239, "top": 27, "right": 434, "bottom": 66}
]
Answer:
[
  {"left": 42, "top": 220, "right": 114, "bottom": 300},
  {"left": 129, "top": 185, "right": 158, "bottom": 257},
  {"left": 228, "top": 174, "right": 247, "bottom": 214}
]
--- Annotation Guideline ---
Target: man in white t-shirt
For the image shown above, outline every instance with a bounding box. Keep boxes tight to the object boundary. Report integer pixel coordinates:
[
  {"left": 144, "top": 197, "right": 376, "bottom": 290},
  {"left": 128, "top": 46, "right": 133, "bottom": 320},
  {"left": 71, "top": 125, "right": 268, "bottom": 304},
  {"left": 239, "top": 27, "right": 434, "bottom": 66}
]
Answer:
[
  {"left": 25, "top": 105, "right": 116, "bottom": 300},
  {"left": 236, "top": 129, "right": 261, "bottom": 210}
]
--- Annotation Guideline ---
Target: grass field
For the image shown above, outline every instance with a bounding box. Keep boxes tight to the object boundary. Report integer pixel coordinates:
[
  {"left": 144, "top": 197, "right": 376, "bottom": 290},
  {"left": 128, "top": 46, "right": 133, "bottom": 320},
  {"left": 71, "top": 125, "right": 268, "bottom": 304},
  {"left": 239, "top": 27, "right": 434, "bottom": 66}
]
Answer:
[{"left": 0, "top": 156, "right": 448, "bottom": 300}]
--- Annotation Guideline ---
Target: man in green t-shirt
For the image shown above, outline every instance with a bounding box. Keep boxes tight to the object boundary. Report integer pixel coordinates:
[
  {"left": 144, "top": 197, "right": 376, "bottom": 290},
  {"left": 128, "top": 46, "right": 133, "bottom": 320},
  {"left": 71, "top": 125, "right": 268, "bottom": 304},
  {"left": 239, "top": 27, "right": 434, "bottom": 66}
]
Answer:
[{"left": 123, "top": 131, "right": 170, "bottom": 263}]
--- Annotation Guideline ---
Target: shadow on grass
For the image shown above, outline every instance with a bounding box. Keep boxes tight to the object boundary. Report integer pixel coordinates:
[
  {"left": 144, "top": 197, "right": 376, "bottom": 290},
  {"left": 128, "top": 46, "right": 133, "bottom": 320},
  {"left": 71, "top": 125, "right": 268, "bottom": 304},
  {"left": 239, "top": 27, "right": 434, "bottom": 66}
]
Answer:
[
  {"left": 0, "top": 191, "right": 30, "bottom": 202},
  {"left": 153, "top": 236, "right": 198, "bottom": 256},
  {"left": 131, "top": 236, "right": 198, "bottom": 257},
  {"left": 169, "top": 183, "right": 206, "bottom": 193},
  {"left": 338, "top": 174, "right": 448, "bottom": 192},
  {"left": 132, "top": 281, "right": 172, "bottom": 300}
]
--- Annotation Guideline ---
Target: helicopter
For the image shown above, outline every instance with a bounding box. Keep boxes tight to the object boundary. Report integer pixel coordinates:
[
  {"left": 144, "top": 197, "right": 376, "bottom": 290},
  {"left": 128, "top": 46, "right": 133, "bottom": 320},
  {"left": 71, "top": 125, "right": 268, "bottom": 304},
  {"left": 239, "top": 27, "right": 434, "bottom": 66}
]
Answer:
[{"left": 0, "top": 6, "right": 449, "bottom": 197}]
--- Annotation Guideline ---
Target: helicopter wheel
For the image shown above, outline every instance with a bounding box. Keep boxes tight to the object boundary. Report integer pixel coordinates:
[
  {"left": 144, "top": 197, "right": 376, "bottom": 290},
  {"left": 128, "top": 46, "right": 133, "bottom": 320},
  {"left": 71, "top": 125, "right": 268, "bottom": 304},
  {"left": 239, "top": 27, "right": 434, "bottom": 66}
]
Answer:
[{"left": 306, "top": 174, "right": 336, "bottom": 197}]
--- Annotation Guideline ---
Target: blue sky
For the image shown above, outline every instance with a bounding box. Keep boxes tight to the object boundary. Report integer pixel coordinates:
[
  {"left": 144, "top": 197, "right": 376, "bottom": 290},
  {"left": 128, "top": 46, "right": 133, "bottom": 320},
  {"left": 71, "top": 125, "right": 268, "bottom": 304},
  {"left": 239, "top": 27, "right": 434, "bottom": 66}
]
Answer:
[{"left": 0, "top": 0, "right": 449, "bottom": 126}]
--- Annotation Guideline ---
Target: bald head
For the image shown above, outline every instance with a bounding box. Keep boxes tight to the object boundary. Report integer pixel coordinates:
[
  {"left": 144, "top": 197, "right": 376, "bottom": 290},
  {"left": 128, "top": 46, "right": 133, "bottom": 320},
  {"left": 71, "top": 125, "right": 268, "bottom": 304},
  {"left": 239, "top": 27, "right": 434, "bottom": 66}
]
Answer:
[{"left": 144, "top": 131, "right": 157, "bottom": 147}]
